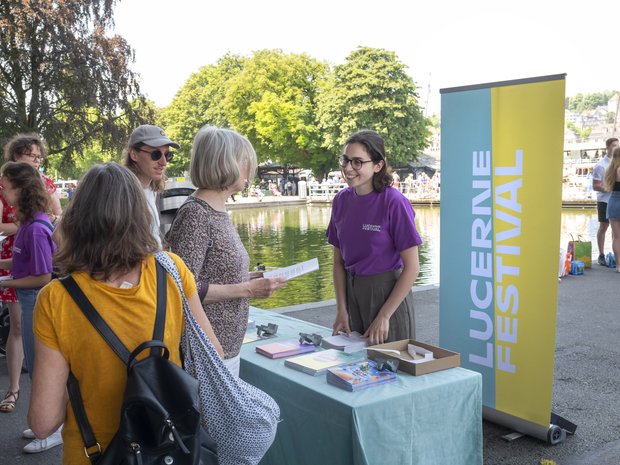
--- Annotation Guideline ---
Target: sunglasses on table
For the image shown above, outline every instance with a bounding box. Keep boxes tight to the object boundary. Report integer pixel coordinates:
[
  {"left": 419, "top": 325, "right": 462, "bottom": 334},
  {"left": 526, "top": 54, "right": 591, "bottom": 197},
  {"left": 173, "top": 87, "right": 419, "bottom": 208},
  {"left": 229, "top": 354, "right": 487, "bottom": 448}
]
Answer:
[
  {"left": 339, "top": 155, "right": 374, "bottom": 170},
  {"left": 135, "top": 147, "right": 174, "bottom": 162}
]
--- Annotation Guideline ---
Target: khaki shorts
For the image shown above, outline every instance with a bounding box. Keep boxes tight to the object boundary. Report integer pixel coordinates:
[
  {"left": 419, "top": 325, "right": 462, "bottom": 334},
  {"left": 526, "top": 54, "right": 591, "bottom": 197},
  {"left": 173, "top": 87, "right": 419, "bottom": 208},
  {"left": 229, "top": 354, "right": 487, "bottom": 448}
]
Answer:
[{"left": 345, "top": 269, "right": 415, "bottom": 342}]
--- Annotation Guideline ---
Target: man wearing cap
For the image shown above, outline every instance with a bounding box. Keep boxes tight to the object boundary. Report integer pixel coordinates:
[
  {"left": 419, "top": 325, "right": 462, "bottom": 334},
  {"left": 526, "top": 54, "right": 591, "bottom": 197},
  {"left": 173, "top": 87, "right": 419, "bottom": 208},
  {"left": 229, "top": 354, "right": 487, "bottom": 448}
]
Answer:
[{"left": 124, "top": 124, "right": 179, "bottom": 247}]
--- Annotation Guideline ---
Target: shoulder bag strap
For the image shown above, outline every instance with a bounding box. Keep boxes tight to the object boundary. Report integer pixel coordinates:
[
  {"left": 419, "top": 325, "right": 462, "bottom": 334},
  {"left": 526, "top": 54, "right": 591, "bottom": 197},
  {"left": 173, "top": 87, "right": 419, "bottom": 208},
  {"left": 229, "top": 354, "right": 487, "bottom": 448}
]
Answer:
[
  {"left": 190, "top": 198, "right": 214, "bottom": 250},
  {"left": 169, "top": 197, "right": 213, "bottom": 250},
  {"left": 166, "top": 198, "right": 213, "bottom": 299}
]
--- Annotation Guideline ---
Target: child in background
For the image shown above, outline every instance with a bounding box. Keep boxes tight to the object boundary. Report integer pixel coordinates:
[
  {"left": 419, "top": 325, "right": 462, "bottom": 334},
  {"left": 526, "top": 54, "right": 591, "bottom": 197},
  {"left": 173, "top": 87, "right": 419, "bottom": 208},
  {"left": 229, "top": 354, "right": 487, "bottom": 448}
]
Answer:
[{"left": 0, "top": 162, "right": 59, "bottom": 453}]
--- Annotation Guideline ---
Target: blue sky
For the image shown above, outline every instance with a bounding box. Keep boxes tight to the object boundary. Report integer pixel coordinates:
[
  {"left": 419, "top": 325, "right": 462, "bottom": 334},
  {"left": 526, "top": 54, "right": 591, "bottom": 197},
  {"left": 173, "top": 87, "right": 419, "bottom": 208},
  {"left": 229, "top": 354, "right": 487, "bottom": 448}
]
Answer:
[{"left": 113, "top": 0, "right": 619, "bottom": 115}]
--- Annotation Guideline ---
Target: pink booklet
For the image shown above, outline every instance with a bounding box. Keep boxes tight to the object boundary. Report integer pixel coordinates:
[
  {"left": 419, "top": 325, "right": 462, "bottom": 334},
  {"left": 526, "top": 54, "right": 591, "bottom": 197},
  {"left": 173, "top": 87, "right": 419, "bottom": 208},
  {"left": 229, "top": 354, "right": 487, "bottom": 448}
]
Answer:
[{"left": 256, "top": 338, "right": 316, "bottom": 359}]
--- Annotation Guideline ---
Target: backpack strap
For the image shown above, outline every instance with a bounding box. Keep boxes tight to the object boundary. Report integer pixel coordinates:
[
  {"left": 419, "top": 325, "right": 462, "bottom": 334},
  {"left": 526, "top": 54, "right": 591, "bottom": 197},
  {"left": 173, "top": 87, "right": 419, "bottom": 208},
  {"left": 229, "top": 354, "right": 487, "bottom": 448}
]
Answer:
[
  {"left": 66, "top": 372, "right": 102, "bottom": 464},
  {"left": 166, "top": 197, "right": 214, "bottom": 251},
  {"left": 62, "top": 259, "right": 168, "bottom": 463},
  {"left": 61, "top": 275, "right": 132, "bottom": 363},
  {"left": 166, "top": 197, "right": 213, "bottom": 301},
  {"left": 32, "top": 219, "right": 54, "bottom": 232}
]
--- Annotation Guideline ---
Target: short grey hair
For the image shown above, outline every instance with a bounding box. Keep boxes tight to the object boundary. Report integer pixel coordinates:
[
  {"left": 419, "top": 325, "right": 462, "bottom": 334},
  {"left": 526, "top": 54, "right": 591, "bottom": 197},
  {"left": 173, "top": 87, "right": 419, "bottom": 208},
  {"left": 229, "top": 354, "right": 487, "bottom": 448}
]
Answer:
[{"left": 190, "top": 126, "right": 257, "bottom": 190}]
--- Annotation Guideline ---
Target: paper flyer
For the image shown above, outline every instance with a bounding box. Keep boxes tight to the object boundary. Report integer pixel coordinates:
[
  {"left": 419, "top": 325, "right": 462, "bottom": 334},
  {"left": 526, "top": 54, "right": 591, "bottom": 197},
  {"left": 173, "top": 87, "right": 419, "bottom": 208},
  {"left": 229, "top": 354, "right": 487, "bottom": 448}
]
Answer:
[{"left": 263, "top": 257, "right": 319, "bottom": 281}]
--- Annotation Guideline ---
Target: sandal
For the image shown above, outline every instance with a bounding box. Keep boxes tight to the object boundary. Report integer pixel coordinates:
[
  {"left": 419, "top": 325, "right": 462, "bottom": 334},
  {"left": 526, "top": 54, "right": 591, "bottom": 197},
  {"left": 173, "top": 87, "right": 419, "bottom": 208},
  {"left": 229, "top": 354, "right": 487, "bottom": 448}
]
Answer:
[{"left": 0, "top": 390, "right": 19, "bottom": 413}]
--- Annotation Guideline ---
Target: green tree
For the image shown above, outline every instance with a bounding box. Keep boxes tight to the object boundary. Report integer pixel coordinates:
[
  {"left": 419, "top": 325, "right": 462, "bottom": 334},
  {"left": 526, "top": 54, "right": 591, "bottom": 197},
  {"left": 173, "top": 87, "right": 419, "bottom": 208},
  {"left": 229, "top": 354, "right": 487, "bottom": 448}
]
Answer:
[
  {"left": 0, "top": 0, "right": 150, "bottom": 172},
  {"left": 568, "top": 92, "right": 615, "bottom": 112},
  {"left": 566, "top": 121, "right": 592, "bottom": 142},
  {"left": 163, "top": 50, "right": 331, "bottom": 178},
  {"left": 223, "top": 50, "right": 331, "bottom": 170},
  {"left": 317, "top": 46, "right": 430, "bottom": 168},
  {"left": 161, "top": 54, "right": 246, "bottom": 175}
]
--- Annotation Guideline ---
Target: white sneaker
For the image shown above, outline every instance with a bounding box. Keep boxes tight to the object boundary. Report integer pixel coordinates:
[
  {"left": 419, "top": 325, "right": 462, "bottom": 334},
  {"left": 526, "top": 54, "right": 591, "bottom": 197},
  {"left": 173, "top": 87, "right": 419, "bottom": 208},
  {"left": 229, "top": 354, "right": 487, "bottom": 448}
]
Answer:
[
  {"left": 616, "top": 266, "right": 620, "bottom": 273},
  {"left": 23, "top": 429, "right": 62, "bottom": 453},
  {"left": 22, "top": 428, "right": 35, "bottom": 439}
]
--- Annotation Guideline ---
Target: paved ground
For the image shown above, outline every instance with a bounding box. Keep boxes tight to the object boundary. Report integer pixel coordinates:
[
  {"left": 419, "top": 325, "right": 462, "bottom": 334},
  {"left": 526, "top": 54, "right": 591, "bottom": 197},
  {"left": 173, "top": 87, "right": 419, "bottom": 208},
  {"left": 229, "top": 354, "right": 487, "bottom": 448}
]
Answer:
[{"left": 1, "top": 264, "right": 618, "bottom": 464}]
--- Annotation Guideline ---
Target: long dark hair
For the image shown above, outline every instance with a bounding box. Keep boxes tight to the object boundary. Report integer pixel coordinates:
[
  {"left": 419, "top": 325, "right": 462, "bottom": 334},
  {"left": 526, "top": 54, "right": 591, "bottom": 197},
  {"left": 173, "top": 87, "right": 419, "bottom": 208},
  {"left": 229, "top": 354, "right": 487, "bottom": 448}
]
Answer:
[
  {"left": 0, "top": 162, "right": 50, "bottom": 222},
  {"left": 345, "top": 130, "right": 393, "bottom": 192},
  {"left": 55, "top": 162, "right": 158, "bottom": 280}
]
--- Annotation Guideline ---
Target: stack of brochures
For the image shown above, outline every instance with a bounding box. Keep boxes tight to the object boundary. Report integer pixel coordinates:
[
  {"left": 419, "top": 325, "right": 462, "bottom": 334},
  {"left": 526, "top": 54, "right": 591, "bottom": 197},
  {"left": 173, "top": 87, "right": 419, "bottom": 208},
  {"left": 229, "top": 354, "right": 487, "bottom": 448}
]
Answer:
[
  {"left": 321, "top": 332, "right": 368, "bottom": 353},
  {"left": 284, "top": 349, "right": 357, "bottom": 375},
  {"left": 326, "top": 360, "right": 397, "bottom": 392},
  {"left": 255, "top": 339, "right": 316, "bottom": 359}
]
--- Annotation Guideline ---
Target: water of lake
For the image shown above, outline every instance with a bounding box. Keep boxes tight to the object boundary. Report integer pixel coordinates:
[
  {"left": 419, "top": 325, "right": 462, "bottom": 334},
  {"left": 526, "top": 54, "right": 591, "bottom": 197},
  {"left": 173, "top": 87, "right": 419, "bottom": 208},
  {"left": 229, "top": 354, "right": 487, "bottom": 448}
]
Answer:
[{"left": 230, "top": 205, "right": 600, "bottom": 309}]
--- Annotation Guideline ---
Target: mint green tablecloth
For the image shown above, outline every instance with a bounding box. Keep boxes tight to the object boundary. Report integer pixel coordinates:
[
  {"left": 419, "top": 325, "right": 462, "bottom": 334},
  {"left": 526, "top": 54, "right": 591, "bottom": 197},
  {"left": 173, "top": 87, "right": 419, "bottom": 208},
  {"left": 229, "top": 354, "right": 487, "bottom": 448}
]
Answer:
[{"left": 241, "top": 308, "right": 482, "bottom": 465}]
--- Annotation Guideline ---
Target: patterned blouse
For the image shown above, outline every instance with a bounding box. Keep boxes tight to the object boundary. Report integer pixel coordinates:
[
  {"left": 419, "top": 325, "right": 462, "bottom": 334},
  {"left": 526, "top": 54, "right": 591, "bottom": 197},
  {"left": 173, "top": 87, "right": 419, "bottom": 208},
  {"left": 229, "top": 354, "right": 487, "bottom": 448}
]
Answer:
[{"left": 167, "top": 197, "right": 250, "bottom": 359}]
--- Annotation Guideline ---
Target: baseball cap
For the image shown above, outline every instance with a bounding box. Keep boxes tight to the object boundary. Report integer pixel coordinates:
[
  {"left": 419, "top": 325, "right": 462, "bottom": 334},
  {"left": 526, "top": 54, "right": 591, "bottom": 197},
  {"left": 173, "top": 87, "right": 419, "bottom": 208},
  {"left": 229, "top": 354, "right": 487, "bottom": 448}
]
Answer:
[{"left": 128, "top": 125, "right": 180, "bottom": 149}]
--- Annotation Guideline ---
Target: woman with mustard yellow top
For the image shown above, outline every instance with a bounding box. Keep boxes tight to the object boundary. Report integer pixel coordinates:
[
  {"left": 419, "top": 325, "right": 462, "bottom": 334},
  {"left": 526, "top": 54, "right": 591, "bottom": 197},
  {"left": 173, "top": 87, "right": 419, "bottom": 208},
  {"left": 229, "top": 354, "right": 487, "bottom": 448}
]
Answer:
[{"left": 27, "top": 163, "right": 223, "bottom": 465}]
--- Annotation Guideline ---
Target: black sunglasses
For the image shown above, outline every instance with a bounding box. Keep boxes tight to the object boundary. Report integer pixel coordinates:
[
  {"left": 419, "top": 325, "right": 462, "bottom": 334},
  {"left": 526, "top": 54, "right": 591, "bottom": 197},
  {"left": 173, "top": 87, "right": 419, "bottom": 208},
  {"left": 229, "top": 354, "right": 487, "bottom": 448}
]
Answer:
[
  {"left": 298, "top": 332, "right": 323, "bottom": 347},
  {"left": 374, "top": 357, "right": 399, "bottom": 372},
  {"left": 136, "top": 147, "right": 174, "bottom": 162},
  {"left": 256, "top": 323, "right": 278, "bottom": 338}
]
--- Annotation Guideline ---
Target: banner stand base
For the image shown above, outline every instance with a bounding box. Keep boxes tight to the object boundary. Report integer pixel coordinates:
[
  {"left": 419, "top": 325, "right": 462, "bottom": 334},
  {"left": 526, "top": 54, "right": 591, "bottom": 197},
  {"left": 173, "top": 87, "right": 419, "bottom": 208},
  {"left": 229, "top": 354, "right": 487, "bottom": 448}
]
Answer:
[{"left": 483, "top": 407, "right": 577, "bottom": 445}]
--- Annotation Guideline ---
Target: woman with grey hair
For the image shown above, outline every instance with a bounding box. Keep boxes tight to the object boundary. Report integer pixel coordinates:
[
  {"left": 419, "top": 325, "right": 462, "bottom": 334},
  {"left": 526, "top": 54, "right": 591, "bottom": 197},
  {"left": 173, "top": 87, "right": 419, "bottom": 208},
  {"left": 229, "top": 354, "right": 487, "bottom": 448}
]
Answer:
[{"left": 167, "top": 126, "right": 286, "bottom": 376}]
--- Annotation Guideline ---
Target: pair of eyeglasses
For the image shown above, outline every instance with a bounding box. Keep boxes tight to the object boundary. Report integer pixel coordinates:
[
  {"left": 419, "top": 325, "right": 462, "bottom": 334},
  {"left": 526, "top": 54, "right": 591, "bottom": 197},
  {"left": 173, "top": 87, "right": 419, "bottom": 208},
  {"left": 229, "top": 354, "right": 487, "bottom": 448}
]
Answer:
[
  {"left": 23, "top": 153, "right": 42, "bottom": 162},
  {"left": 339, "top": 155, "right": 374, "bottom": 170},
  {"left": 136, "top": 147, "right": 174, "bottom": 162}
]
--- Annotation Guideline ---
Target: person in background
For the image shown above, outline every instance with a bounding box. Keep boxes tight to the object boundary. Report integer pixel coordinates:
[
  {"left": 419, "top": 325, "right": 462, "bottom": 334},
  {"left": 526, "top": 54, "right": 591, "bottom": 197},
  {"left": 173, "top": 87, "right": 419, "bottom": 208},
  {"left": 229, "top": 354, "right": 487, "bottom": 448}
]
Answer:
[
  {"left": 28, "top": 162, "right": 223, "bottom": 465},
  {"left": 392, "top": 170, "right": 400, "bottom": 191},
  {"left": 124, "top": 124, "right": 179, "bottom": 247},
  {"left": 327, "top": 130, "right": 422, "bottom": 345},
  {"left": 0, "top": 162, "right": 58, "bottom": 453},
  {"left": 167, "top": 126, "right": 286, "bottom": 376},
  {"left": 603, "top": 145, "right": 620, "bottom": 272},
  {"left": 593, "top": 137, "right": 619, "bottom": 265},
  {"left": 0, "top": 133, "right": 60, "bottom": 423},
  {"left": 405, "top": 173, "right": 415, "bottom": 195},
  {"left": 66, "top": 183, "right": 76, "bottom": 201}
]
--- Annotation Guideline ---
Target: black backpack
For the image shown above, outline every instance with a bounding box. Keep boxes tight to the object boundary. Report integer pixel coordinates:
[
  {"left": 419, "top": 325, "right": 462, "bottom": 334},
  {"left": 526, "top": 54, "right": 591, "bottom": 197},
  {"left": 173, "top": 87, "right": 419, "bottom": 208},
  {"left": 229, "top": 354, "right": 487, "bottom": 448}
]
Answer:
[{"left": 62, "top": 262, "right": 218, "bottom": 465}]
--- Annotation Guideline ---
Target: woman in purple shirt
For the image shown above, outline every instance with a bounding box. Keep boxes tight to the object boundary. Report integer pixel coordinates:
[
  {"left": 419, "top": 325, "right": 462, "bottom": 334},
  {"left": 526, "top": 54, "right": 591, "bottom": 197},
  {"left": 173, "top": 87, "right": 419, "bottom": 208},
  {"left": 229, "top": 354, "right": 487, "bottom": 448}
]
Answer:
[
  {"left": 0, "top": 162, "right": 56, "bottom": 396},
  {"left": 327, "top": 130, "right": 422, "bottom": 345}
]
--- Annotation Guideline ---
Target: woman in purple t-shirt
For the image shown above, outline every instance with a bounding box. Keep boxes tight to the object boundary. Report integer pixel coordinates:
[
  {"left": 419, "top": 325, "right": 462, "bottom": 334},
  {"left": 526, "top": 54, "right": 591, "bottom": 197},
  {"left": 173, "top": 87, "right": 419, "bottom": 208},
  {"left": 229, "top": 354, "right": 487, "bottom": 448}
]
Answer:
[
  {"left": 0, "top": 162, "right": 56, "bottom": 381},
  {"left": 327, "top": 130, "right": 422, "bottom": 345}
]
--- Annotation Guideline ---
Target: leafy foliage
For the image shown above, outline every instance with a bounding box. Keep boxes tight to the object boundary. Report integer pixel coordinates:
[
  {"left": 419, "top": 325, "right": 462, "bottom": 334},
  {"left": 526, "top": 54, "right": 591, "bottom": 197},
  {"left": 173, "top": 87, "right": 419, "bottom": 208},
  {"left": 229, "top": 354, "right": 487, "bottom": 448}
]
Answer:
[
  {"left": 221, "top": 50, "right": 332, "bottom": 177},
  {"left": 0, "top": 0, "right": 151, "bottom": 176},
  {"left": 568, "top": 92, "right": 616, "bottom": 112},
  {"left": 317, "top": 46, "right": 430, "bottom": 168},
  {"left": 566, "top": 121, "right": 592, "bottom": 142},
  {"left": 163, "top": 50, "right": 333, "bottom": 177},
  {"left": 161, "top": 54, "right": 246, "bottom": 175}
]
